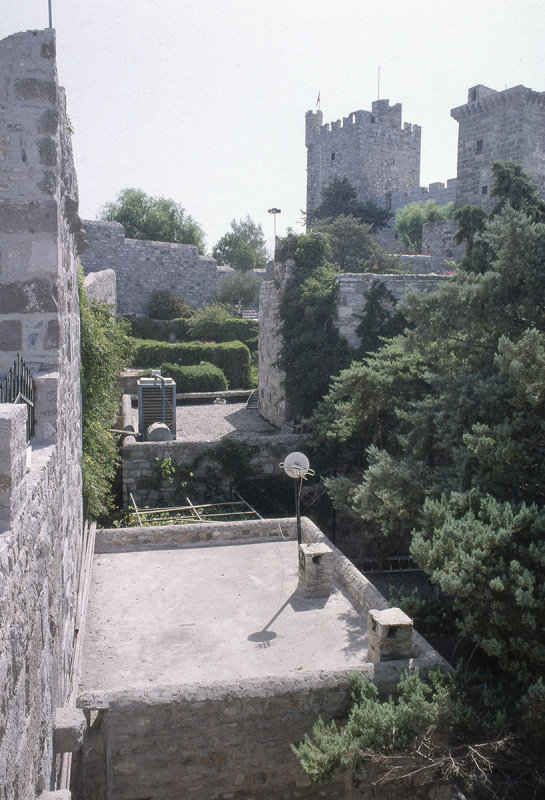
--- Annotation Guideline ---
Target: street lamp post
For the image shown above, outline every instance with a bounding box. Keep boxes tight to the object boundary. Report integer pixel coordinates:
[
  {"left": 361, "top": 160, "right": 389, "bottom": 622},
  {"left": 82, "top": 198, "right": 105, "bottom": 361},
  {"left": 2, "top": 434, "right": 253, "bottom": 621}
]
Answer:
[{"left": 268, "top": 207, "right": 281, "bottom": 250}]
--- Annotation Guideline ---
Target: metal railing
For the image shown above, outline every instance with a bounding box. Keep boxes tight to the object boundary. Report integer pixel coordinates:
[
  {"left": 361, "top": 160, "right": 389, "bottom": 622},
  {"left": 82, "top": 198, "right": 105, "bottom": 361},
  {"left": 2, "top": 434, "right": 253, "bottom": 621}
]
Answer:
[{"left": 0, "top": 355, "right": 35, "bottom": 441}]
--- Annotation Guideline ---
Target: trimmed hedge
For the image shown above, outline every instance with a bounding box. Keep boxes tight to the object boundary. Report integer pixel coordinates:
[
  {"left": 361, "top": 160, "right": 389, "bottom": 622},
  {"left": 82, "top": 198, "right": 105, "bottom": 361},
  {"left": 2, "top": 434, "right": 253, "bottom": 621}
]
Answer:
[
  {"left": 132, "top": 338, "right": 251, "bottom": 389},
  {"left": 145, "top": 362, "right": 228, "bottom": 392},
  {"left": 188, "top": 316, "right": 258, "bottom": 350},
  {"left": 125, "top": 316, "right": 190, "bottom": 342}
]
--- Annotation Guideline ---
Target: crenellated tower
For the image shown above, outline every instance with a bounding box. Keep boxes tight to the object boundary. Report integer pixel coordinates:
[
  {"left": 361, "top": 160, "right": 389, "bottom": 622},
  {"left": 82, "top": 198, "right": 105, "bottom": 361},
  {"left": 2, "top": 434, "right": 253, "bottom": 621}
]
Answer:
[
  {"left": 305, "top": 99, "right": 421, "bottom": 217},
  {"left": 451, "top": 84, "right": 545, "bottom": 210}
]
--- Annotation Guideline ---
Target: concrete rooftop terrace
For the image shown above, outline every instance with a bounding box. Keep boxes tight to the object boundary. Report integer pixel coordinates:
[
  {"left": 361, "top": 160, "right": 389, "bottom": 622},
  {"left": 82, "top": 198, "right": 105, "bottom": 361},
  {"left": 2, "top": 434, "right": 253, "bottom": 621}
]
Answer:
[
  {"left": 123, "top": 398, "right": 279, "bottom": 441},
  {"left": 81, "top": 538, "right": 369, "bottom": 692},
  {"left": 80, "top": 518, "right": 448, "bottom": 697}
]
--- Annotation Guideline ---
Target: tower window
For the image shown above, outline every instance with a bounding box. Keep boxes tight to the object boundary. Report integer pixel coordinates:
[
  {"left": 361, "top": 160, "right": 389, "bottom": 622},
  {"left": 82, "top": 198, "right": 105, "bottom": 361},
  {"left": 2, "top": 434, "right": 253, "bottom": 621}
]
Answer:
[
  {"left": 331, "top": 152, "right": 335, "bottom": 162},
  {"left": 476, "top": 139, "right": 483, "bottom": 153},
  {"left": 481, "top": 185, "right": 488, "bottom": 195}
]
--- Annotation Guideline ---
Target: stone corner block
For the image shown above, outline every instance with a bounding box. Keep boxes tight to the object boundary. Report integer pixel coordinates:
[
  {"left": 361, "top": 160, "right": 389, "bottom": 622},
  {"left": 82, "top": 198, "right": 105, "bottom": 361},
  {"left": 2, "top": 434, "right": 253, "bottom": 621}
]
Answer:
[
  {"left": 298, "top": 541, "right": 334, "bottom": 598},
  {"left": 367, "top": 607, "right": 414, "bottom": 664},
  {"left": 37, "top": 792, "right": 71, "bottom": 800},
  {"left": 53, "top": 706, "right": 86, "bottom": 754}
]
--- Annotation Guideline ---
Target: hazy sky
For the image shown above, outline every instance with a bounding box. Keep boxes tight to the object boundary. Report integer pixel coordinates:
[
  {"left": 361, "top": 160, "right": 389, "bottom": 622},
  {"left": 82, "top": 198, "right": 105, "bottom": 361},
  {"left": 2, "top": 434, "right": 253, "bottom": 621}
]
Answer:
[{"left": 2, "top": 1, "right": 544, "bottom": 254}]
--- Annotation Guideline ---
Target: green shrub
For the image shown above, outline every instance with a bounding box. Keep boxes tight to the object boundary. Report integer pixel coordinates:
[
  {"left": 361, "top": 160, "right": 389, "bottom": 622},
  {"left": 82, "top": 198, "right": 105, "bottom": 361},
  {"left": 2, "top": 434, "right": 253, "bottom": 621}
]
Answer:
[
  {"left": 149, "top": 290, "right": 193, "bottom": 320},
  {"left": 187, "top": 304, "right": 258, "bottom": 350},
  {"left": 157, "top": 361, "right": 228, "bottom": 392},
  {"left": 131, "top": 338, "right": 251, "bottom": 388}
]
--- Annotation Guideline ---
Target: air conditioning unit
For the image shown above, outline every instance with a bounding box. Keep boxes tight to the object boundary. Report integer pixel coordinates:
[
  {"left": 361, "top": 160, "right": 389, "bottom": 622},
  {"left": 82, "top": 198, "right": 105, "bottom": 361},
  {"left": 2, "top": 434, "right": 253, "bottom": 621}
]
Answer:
[{"left": 137, "top": 371, "right": 176, "bottom": 440}]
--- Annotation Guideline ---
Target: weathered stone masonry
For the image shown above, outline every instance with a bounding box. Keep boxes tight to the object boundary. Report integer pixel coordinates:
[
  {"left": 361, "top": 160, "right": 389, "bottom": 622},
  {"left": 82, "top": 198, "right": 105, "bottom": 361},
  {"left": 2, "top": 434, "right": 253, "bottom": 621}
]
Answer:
[
  {"left": 306, "top": 100, "right": 421, "bottom": 217},
  {"left": 80, "top": 220, "right": 218, "bottom": 315},
  {"left": 452, "top": 83, "right": 545, "bottom": 211},
  {"left": 0, "top": 29, "right": 84, "bottom": 798}
]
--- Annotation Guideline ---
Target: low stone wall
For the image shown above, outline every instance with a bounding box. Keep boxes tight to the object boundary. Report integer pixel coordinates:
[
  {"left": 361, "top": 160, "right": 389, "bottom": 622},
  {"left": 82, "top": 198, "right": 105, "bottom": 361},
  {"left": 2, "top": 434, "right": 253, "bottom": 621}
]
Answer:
[
  {"left": 122, "top": 431, "right": 310, "bottom": 508},
  {"left": 83, "top": 268, "right": 117, "bottom": 307},
  {"left": 80, "top": 220, "right": 218, "bottom": 315}
]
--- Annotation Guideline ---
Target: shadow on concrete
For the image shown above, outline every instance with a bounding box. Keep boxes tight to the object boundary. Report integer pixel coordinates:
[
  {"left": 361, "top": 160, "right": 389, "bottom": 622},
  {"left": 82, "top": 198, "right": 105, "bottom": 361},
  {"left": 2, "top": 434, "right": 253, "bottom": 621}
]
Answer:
[
  {"left": 247, "top": 589, "right": 329, "bottom": 648},
  {"left": 338, "top": 607, "right": 368, "bottom": 655}
]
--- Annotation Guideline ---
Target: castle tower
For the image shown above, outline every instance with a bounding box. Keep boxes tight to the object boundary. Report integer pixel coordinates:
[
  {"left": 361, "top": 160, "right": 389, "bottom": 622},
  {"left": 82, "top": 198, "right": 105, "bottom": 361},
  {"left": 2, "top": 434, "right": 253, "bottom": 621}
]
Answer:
[
  {"left": 305, "top": 99, "right": 421, "bottom": 217},
  {"left": 451, "top": 84, "right": 545, "bottom": 210}
]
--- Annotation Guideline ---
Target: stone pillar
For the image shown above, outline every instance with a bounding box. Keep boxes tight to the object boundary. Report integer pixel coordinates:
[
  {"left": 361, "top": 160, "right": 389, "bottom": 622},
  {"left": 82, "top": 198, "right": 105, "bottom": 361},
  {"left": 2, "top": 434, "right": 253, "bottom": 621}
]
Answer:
[
  {"left": 367, "top": 607, "right": 414, "bottom": 663},
  {"left": 298, "top": 542, "right": 334, "bottom": 597}
]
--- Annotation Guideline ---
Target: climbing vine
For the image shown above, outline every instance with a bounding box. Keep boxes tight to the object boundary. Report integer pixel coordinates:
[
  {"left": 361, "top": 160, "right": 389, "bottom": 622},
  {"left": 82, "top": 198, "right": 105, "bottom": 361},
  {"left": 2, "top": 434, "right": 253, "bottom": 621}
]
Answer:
[{"left": 277, "top": 234, "right": 349, "bottom": 419}]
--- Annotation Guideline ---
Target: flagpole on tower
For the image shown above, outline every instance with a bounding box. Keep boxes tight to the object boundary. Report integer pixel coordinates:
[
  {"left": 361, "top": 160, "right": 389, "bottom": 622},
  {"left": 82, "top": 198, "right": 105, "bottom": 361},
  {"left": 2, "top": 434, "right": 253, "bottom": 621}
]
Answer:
[{"left": 48, "top": 0, "right": 53, "bottom": 28}]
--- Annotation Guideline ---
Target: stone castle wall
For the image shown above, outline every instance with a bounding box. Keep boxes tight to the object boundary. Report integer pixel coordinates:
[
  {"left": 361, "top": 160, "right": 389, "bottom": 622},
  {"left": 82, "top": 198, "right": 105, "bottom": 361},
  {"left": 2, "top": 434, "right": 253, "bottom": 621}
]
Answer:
[
  {"left": 306, "top": 99, "right": 421, "bottom": 216},
  {"left": 337, "top": 272, "right": 447, "bottom": 349},
  {"left": 452, "top": 83, "right": 545, "bottom": 210},
  {"left": 0, "top": 29, "right": 84, "bottom": 798},
  {"left": 80, "top": 220, "right": 218, "bottom": 315}
]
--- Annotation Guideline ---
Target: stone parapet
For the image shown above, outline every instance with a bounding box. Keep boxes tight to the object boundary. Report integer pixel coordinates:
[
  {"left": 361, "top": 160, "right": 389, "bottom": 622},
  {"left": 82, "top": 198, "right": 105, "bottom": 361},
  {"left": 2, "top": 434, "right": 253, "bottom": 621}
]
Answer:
[{"left": 0, "top": 28, "right": 83, "bottom": 798}]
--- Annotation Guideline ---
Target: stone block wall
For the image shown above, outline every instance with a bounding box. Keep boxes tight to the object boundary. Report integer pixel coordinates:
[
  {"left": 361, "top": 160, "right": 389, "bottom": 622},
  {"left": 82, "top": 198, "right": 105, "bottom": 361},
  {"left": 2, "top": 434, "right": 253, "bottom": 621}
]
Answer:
[
  {"left": 451, "top": 84, "right": 545, "bottom": 209},
  {"left": 122, "top": 431, "right": 309, "bottom": 508},
  {"left": 80, "top": 220, "right": 218, "bottom": 315},
  {"left": 305, "top": 100, "right": 421, "bottom": 216},
  {"left": 258, "top": 258, "right": 447, "bottom": 426},
  {"left": 336, "top": 272, "right": 446, "bottom": 351},
  {"left": 0, "top": 29, "right": 83, "bottom": 798},
  {"left": 421, "top": 219, "right": 465, "bottom": 267}
]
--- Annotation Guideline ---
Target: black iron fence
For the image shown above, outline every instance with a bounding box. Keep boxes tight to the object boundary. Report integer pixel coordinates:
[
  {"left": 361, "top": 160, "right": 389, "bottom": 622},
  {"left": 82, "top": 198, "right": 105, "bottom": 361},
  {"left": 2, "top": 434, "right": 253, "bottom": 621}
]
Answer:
[{"left": 0, "top": 355, "right": 35, "bottom": 441}]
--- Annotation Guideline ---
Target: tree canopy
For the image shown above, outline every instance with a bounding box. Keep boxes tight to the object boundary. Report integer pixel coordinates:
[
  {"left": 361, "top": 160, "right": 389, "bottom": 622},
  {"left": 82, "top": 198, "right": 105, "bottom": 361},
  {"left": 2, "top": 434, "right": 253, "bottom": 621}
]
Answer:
[
  {"left": 298, "top": 161, "right": 545, "bottom": 795},
  {"left": 311, "top": 162, "right": 545, "bottom": 683},
  {"left": 311, "top": 215, "right": 401, "bottom": 273},
  {"left": 310, "top": 177, "right": 392, "bottom": 231},
  {"left": 395, "top": 199, "right": 455, "bottom": 252},
  {"left": 212, "top": 216, "right": 268, "bottom": 272},
  {"left": 100, "top": 188, "right": 206, "bottom": 252}
]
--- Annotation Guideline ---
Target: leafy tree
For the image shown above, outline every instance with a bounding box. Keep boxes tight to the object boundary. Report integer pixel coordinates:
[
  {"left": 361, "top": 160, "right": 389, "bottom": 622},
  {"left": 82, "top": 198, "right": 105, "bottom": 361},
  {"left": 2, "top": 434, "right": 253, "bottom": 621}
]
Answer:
[
  {"left": 311, "top": 163, "right": 545, "bottom": 680},
  {"left": 100, "top": 188, "right": 205, "bottom": 252},
  {"left": 310, "top": 177, "right": 392, "bottom": 230},
  {"left": 216, "top": 270, "right": 262, "bottom": 308},
  {"left": 312, "top": 215, "right": 401, "bottom": 273},
  {"left": 212, "top": 216, "right": 268, "bottom": 272},
  {"left": 148, "top": 290, "right": 192, "bottom": 320},
  {"left": 490, "top": 159, "right": 545, "bottom": 219},
  {"left": 277, "top": 233, "right": 349, "bottom": 419},
  {"left": 354, "top": 280, "right": 408, "bottom": 354},
  {"left": 395, "top": 199, "right": 455, "bottom": 252},
  {"left": 79, "top": 272, "right": 132, "bottom": 519}
]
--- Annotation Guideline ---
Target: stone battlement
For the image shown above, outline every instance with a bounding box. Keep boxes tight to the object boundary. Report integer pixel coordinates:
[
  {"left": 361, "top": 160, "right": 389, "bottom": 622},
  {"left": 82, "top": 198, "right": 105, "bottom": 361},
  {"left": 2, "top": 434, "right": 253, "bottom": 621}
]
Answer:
[{"left": 306, "top": 97, "right": 421, "bottom": 215}]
